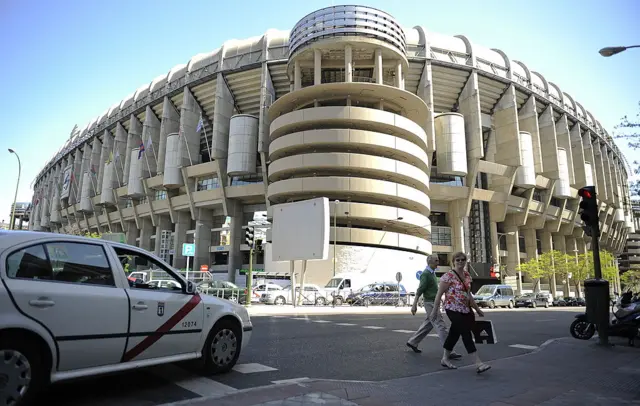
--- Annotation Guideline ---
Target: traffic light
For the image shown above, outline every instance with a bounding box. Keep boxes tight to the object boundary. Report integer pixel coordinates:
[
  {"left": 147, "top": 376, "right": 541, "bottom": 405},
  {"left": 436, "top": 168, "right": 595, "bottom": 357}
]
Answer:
[
  {"left": 245, "top": 226, "right": 255, "bottom": 248},
  {"left": 578, "top": 186, "right": 599, "bottom": 237}
]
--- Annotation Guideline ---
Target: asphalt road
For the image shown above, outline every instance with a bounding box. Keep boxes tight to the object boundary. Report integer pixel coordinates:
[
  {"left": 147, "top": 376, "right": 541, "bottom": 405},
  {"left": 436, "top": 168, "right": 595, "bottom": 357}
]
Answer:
[{"left": 35, "top": 307, "right": 584, "bottom": 406}]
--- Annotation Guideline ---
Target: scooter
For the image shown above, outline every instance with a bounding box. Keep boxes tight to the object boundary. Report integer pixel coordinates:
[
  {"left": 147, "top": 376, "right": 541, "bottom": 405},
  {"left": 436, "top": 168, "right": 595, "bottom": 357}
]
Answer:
[{"left": 570, "top": 291, "right": 640, "bottom": 346}]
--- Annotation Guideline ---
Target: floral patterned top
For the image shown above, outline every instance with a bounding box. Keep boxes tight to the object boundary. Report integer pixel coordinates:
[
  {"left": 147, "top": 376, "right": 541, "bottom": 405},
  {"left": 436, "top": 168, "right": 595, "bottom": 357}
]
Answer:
[{"left": 440, "top": 270, "right": 472, "bottom": 314}]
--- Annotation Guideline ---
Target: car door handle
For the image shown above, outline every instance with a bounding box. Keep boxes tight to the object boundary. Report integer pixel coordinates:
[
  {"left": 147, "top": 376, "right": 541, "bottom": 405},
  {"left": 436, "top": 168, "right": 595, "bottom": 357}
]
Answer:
[
  {"left": 132, "top": 302, "right": 148, "bottom": 310},
  {"left": 29, "top": 298, "right": 55, "bottom": 308}
]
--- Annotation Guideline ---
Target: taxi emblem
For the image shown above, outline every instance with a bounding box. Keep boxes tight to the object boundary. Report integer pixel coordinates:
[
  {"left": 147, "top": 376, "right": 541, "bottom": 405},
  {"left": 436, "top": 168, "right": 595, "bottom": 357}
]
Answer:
[{"left": 157, "top": 302, "right": 165, "bottom": 317}]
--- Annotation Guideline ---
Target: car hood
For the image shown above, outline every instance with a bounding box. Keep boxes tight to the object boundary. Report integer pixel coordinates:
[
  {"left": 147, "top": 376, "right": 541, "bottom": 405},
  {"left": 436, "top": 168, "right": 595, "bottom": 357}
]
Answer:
[{"left": 199, "top": 294, "right": 251, "bottom": 324}]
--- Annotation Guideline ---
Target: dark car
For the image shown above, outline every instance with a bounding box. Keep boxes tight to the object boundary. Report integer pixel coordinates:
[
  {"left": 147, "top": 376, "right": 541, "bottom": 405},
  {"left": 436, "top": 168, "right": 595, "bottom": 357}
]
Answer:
[
  {"left": 197, "top": 280, "right": 248, "bottom": 304},
  {"left": 515, "top": 293, "right": 550, "bottom": 308},
  {"left": 346, "top": 282, "right": 409, "bottom": 306}
]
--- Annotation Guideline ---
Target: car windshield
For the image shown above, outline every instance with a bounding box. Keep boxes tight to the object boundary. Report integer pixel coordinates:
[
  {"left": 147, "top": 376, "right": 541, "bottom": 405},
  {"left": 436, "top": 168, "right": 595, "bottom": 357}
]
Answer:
[
  {"left": 325, "top": 278, "right": 342, "bottom": 288},
  {"left": 358, "top": 285, "right": 374, "bottom": 292},
  {"left": 520, "top": 293, "right": 535, "bottom": 298},
  {"left": 476, "top": 286, "right": 495, "bottom": 295}
]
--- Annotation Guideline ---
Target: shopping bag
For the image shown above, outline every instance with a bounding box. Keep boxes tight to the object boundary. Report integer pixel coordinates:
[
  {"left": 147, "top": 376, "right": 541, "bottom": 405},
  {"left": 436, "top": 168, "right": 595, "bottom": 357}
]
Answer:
[{"left": 472, "top": 319, "right": 498, "bottom": 344}]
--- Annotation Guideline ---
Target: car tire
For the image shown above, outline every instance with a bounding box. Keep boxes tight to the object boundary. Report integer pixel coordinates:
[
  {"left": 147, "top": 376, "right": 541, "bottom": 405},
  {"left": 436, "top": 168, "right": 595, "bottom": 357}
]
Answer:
[
  {"left": 274, "top": 296, "right": 286, "bottom": 305},
  {"left": 315, "top": 297, "right": 326, "bottom": 306},
  {"left": 544, "top": 303, "right": 549, "bottom": 308},
  {"left": 488, "top": 300, "right": 495, "bottom": 309},
  {"left": 508, "top": 301, "right": 514, "bottom": 309},
  {"left": 532, "top": 302, "right": 536, "bottom": 309},
  {"left": 0, "top": 335, "right": 48, "bottom": 406},
  {"left": 202, "top": 319, "right": 242, "bottom": 375},
  {"left": 364, "top": 297, "right": 372, "bottom": 307},
  {"left": 397, "top": 297, "right": 406, "bottom": 307},
  {"left": 333, "top": 297, "right": 343, "bottom": 306}
]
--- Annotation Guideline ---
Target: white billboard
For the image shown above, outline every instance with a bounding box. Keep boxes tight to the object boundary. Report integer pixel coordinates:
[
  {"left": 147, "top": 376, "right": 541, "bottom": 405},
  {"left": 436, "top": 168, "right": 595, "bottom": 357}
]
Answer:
[
  {"left": 60, "top": 165, "right": 73, "bottom": 199},
  {"left": 271, "top": 197, "right": 329, "bottom": 262}
]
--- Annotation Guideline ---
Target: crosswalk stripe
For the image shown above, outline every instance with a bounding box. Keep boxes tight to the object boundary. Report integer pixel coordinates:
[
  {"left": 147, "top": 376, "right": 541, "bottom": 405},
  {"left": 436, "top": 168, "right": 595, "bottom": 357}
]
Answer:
[
  {"left": 392, "top": 329, "right": 414, "bottom": 333},
  {"left": 312, "top": 320, "right": 332, "bottom": 323},
  {"left": 233, "top": 363, "right": 278, "bottom": 374},
  {"left": 149, "top": 363, "right": 237, "bottom": 397},
  {"left": 335, "top": 323, "right": 357, "bottom": 326},
  {"left": 362, "top": 326, "right": 385, "bottom": 329},
  {"left": 272, "top": 377, "right": 310, "bottom": 384},
  {"left": 509, "top": 344, "right": 538, "bottom": 350}
]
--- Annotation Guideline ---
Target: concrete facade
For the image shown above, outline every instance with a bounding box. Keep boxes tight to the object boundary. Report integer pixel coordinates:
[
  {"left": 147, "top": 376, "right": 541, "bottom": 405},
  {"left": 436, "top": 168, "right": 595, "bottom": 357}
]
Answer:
[{"left": 29, "top": 5, "right": 633, "bottom": 294}]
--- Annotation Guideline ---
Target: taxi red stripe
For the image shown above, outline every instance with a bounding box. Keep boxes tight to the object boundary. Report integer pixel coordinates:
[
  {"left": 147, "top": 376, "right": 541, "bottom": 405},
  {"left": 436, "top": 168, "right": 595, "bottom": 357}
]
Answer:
[{"left": 122, "top": 294, "right": 202, "bottom": 362}]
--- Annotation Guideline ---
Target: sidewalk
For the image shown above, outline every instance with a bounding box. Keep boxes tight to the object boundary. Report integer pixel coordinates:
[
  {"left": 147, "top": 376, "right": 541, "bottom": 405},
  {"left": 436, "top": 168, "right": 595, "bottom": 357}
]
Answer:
[{"left": 161, "top": 337, "right": 640, "bottom": 406}]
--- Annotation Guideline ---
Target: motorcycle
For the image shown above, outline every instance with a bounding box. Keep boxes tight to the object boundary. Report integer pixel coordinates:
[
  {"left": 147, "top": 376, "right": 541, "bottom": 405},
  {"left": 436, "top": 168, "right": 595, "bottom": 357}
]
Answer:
[{"left": 570, "top": 291, "right": 640, "bottom": 346}]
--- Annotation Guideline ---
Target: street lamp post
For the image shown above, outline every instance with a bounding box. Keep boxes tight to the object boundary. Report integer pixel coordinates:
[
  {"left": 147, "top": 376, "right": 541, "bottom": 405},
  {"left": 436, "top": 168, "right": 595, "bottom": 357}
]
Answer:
[
  {"left": 333, "top": 200, "right": 339, "bottom": 277},
  {"left": 599, "top": 45, "right": 640, "bottom": 57},
  {"left": 8, "top": 149, "right": 21, "bottom": 231}
]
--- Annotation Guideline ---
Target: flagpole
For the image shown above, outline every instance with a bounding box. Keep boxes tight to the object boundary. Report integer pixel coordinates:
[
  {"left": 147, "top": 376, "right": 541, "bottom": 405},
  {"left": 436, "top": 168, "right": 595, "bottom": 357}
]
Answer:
[
  {"left": 200, "top": 111, "right": 212, "bottom": 162},
  {"left": 180, "top": 125, "right": 194, "bottom": 166},
  {"left": 144, "top": 150, "right": 153, "bottom": 178},
  {"left": 148, "top": 136, "right": 158, "bottom": 166}
]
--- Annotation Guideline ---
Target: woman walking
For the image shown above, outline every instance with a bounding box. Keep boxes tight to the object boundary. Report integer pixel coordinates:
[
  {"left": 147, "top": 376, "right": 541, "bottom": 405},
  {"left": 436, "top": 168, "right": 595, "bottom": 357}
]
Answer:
[{"left": 430, "top": 251, "right": 491, "bottom": 373}]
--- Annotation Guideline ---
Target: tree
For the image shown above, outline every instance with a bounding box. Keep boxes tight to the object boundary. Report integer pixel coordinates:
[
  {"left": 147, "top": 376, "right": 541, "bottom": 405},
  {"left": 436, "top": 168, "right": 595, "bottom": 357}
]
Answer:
[
  {"left": 614, "top": 100, "right": 639, "bottom": 196},
  {"left": 567, "top": 252, "right": 593, "bottom": 297},
  {"left": 599, "top": 250, "right": 619, "bottom": 284},
  {"left": 517, "top": 257, "right": 549, "bottom": 292},
  {"left": 621, "top": 269, "right": 640, "bottom": 292}
]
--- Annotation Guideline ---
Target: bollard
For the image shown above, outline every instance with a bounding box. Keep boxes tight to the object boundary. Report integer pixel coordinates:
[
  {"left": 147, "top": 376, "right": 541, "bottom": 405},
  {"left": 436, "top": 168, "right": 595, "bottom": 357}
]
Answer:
[{"left": 584, "top": 278, "right": 610, "bottom": 345}]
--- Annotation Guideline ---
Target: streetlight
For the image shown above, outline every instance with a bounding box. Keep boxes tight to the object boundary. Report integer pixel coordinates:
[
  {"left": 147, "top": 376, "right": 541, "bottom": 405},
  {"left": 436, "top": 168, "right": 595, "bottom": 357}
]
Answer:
[
  {"left": 8, "top": 149, "right": 21, "bottom": 231},
  {"left": 599, "top": 45, "right": 640, "bottom": 57}
]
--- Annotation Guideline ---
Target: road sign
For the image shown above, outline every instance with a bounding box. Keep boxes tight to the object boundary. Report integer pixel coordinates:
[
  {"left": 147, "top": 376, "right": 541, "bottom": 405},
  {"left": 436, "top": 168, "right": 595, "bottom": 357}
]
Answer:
[
  {"left": 395, "top": 272, "right": 403, "bottom": 282},
  {"left": 415, "top": 270, "right": 423, "bottom": 280},
  {"left": 182, "top": 243, "right": 195, "bottom": 257}
]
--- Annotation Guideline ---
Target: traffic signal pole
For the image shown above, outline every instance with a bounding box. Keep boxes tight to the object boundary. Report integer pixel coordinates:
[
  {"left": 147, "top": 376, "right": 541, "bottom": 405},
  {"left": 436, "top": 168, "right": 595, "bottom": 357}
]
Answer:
[{"left": 579, "top": 186, "right": 609, "bottom": 346}]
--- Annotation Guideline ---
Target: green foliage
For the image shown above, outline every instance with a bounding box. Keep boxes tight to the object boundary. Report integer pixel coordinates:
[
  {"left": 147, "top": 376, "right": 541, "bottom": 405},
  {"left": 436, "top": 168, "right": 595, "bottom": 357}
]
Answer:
[
  {"left": 621, "top": 269, "right": 640, "bottom": 292},
  {"left": 83, "top": 232, "right": 101, "bottom": 239}
]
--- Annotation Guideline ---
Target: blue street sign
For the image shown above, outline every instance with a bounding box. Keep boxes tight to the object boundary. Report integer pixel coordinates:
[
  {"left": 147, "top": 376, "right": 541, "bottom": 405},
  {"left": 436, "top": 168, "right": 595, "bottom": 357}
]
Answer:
[
  {"left": 182, "top": 243, "right": 195, "bottom": 257},
  {"left": 416, "top": 270, "right": 423, "bottom": 280}
]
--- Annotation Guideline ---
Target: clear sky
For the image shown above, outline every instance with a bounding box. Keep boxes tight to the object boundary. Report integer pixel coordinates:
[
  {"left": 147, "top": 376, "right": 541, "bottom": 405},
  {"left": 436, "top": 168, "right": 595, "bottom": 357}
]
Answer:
[{"left": 1, "top": 0, "right": 639, "bottom": 223}]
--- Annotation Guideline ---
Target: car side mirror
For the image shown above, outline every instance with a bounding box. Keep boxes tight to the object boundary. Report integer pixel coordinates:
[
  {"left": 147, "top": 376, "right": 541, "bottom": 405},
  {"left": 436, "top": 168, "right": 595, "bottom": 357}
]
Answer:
[{"left": 185, "top": 281, "right": 196, "bottom": 295}]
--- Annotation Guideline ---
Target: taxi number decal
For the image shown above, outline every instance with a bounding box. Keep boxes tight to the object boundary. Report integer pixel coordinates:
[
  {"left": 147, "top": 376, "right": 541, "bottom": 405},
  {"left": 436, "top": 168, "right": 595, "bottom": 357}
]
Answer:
[{"left": 182, "top": 321, "right": 197, "bottom": 328}]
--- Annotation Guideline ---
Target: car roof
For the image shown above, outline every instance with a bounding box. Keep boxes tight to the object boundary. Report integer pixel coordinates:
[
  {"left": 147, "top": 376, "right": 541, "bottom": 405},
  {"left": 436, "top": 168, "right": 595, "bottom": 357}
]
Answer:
[{"left": 0, "top": 230, "right": 145, "bottom": 254}]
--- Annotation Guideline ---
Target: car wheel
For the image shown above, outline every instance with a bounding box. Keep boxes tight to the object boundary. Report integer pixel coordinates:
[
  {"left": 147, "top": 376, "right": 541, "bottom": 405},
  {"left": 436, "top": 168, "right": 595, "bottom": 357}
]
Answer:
[
  {"left": 202, "top": 319, "right": 242, "bottom": 375},
  {"left": 532, "top": 302, "right": 536, "bottom": 309},
  {"left": 508, "top": 301, "right": 514, "bottom": 309},
  {"left": 333, "top": 297, "right": 343, "bottom": 306},
  {"left": 315, "top": 297, "right": 326, "bottom": 306},
  {"left": 228, "top": 296, "right": 238, "bottom": 303},
  {"left": 364, "top": 297, "right": 372, "bottom": 307},
  {"left": 274, "top": 296, "right": 286, "bottom": 305},
  {"left": 545, "top": 302, "right": 549, "bottom": 308},
  {"left": 488, "top": 300, "right": 495, "bottom": 309},
  {"left": 397, "top": 297, "right": 406, "bottom": 307},
  {"left": 0, "top": 336, "right": 48, "bottom": 406}
]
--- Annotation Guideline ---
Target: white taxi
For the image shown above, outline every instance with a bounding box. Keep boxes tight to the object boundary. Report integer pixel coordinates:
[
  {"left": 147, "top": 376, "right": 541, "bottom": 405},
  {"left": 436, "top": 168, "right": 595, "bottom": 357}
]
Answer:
[{"left": 0, "top": 231, "right": 253, "bottom": 405}]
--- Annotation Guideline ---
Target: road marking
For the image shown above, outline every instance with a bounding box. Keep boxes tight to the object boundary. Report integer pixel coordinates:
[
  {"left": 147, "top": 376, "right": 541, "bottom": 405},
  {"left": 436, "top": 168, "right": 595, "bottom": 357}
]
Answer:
[
  {"left": 392, "top": 329, "right": 414, "bottom": 333},
  {"left": 509, "top": 344, "right": 539, "bottom": 350},
  {"left": 335, "top": 323, "right": 357, "bottom": 326},
  {"left": 427, "top": 333, "right": 438, "bottom": 337},
  {"left": 292, "top": 317, "right": 308, "bottom": 320},
  {"left": 535, "top": 319, "right": 556, "bottom": 322},
  {"left": 362, "top": 326, "right": 385, "bottom": 329},
  {"left": 150, "top": 363, "right": 237, "bottom": 397},
  {"left": 312, "top": 320, "right": 332, "bottom": 323},
  {"left": 233, "top": 363, "right": 278, "bottom": 374},
  {"left": 272, "top": 377, "right": 310, "bottom": 384}
]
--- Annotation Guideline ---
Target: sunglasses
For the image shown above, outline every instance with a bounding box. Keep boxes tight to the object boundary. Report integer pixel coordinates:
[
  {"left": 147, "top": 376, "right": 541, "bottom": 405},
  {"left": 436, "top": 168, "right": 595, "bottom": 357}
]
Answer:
[{"left": 454, "top": 258, "right": 467, "bottom": 262}]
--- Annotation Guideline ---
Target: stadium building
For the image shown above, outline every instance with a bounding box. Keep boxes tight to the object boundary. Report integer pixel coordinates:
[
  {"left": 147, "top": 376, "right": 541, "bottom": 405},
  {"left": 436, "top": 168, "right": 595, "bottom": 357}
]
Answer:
[{"left": 30, "top": 5, "right": 634, "bottom": 296}]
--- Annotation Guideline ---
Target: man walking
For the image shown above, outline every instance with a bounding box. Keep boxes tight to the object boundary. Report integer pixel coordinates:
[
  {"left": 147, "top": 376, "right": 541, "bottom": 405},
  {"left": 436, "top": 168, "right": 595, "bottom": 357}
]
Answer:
[{"left": 407, "top": 255, "right": 461, "bottom": 359}]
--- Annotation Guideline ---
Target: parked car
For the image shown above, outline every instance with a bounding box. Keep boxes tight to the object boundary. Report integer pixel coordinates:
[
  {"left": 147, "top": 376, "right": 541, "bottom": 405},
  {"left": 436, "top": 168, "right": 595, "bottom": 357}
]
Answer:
[
  {"left": 0, "top": 231, "right": 253, "bottom": 405},
  {"left": 514, "top": 293, "right": 550, "bottom": 308},
  {"left": 473, "top": 284, "right": 516, "bottom": 308},
  {"left": 346, "top": 282, "right": 410, "bottom": 306},
  {"left": 197, "top": 280, "right": 248, "bottom": 304},
  {"left": 260, "top": 283, "right": 327, "bottom": 305},
  {"left": 251, "top": 283, "right": 283, "bottom": 303}
]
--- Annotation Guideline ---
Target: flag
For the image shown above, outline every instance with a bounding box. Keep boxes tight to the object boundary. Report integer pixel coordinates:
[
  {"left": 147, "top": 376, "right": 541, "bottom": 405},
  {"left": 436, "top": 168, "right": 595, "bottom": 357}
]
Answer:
[
  {"left": 138, "top": 141, "right": 145, "bottom": 160},
  {"left": 196, "top": 114, "right": 204, "bottom": 133}
]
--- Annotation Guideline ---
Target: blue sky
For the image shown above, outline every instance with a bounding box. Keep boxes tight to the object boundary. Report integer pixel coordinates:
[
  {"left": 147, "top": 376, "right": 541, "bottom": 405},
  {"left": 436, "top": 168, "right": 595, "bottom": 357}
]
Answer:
[{"left": 0, "top": 0, "right": 639, "bottom": 222}]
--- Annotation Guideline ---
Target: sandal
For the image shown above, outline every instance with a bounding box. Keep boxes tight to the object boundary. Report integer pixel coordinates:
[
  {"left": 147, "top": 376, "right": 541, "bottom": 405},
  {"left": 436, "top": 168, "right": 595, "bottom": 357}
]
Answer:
[
  {"left": 476, "top": 363, "right": 491, "bottom": 374},
  {"left": 441, "top": 359, "right": 457, "bottom": 369}
]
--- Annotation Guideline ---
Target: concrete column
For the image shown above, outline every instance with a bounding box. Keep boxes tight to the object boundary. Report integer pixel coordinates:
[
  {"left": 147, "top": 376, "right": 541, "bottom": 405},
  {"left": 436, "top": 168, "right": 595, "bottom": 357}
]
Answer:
[
  {"left": 98, "top": 130, "right": 113, "bottom": 192},
  {"left": 125, "top": 221, "right": 139, "bottom": 246},
  {"left": 518, "top": 96, "right": 543, "bottom": 174},
  {"left": 314, "top": 49, "right": 322, "bottom": 85},
  {"left": 505, "top": 228, "right": 520, "bottom": 277},
  {"left": 552, "top": 234, "right": 570, "bottom": 297},
  {"left": 566, "top": 236, "right": 578, "bottom": 297},
  {"left": 211, "top": 72, "right": 234, "bottom": 160},
  {"left": 345, "top": 45, "right": 353, "bottom": 83},
  {"left": 139, "top": 218, "right": 154, "bottom": 252},
  {"left": 395, "top": 60, "right": 402, "bottom": 89},
  {"left": 89, "top": 138, "right": 102, "bottom": 196},
  {"left": 124, "top": 115, "right": 143, "bottom": 186},
  {"left": 227, "top": 215, "right": 243, "bottom": 282},
  {"left": 154, "top": 215, "right": 172, "bottom": 258},
  {"left": 375, "top": 49, "right": 383, "bottom": 84},
  {"left": 158, "top": 97, "right": 180, "bottom": 174},
  {"left": 113, "top": 123, "right": 128, "bottom": 186},
  {"left": 490, "top": 221, "right": 500, "bottom": 268},
  {"left": 448, "top": 201, "right": 467, "bottom": 254},
  {"left": 523, "top": 228, "right": 540, "bottom": 291},
  {"left": 193, "top": 208, "right": 213, "bottom": 273},
  {"left": 294, "top": 60, "right": 301, "bottom": 90},
  {"left": 541, "top": 231, "right": 557, "bottom": 297},
  {"left": 172, "top": 211, "right": 191, "bottom": 270},
  {"left": 178, "top": 87, "right": 203, "bottom": 167},
  {"left": 142, "top": 105, "right": 161, "bottom": 177}
]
